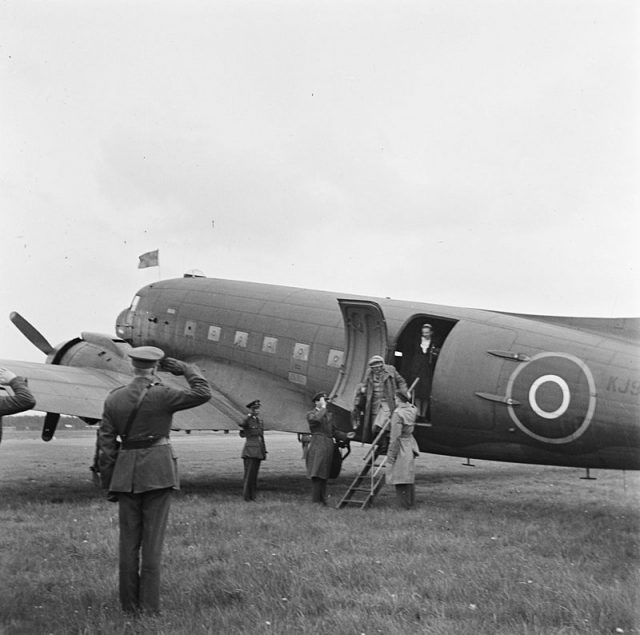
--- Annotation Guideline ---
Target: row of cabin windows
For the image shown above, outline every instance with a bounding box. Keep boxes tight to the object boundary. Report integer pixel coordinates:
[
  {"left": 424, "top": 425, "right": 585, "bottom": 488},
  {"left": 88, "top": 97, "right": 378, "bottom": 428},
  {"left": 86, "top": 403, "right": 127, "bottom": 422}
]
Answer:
[{"left": 183, "top": 320, "right": 344, "bottom": 369}]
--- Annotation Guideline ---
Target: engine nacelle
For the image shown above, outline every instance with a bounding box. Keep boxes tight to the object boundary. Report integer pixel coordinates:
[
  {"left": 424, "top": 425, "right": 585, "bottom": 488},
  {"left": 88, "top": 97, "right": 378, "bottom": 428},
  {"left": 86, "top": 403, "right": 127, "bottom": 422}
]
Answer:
[{"left": 46, "top": 334, "right": 133, "bottom": 374}]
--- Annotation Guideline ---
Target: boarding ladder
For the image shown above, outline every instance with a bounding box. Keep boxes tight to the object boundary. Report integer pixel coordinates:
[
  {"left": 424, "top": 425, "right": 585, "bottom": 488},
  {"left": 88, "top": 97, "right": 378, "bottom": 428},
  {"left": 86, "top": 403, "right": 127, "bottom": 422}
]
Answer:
[{"left": 336, "top": 421, "right": 389, "bottom": 509}]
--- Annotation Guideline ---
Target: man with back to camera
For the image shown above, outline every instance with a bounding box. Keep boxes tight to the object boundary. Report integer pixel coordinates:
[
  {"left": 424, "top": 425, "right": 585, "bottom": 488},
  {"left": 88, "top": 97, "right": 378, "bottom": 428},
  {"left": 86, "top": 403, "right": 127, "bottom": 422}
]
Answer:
[
  {"left": 0, "top": 367, "right": 36, "bottom": 443},
  {"left": 98, "top": 346, "right": 212, "bottom": 615}
]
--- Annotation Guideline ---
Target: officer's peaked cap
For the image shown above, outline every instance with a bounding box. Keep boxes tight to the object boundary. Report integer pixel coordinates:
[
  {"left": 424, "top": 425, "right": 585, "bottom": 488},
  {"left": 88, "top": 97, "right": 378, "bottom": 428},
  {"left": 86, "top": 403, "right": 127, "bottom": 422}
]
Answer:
[
  {"left": 312, "top": 391, "right": 328, "bottom": 403},
  {"left": 246, "top": 399, "right": 261, "bottom": 409},
  {"left": 129, "top": 346, "right": 164, "bottom": 368},
  {"left": 368, "top": 355, "right": 385, "bottom": 366}
]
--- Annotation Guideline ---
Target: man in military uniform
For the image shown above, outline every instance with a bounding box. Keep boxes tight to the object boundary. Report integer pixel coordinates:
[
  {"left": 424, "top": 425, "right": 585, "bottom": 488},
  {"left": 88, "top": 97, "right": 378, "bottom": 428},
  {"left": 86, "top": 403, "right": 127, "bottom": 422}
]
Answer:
[
  {"left": 238, "top": 399, "right": 267, "bottom": 501},
  {"left": 0, "top": 367, "right": 36, "bottom": 443},
  {"left": 98, "top": 346, "right": 212, "bottom": 614}
]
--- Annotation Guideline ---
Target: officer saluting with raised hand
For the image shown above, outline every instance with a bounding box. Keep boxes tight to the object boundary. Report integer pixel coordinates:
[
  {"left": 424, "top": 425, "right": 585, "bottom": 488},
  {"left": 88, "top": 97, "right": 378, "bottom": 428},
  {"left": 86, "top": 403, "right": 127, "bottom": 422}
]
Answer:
[{"left": 98, "top": 346, "right": 212, "bottom": 615}]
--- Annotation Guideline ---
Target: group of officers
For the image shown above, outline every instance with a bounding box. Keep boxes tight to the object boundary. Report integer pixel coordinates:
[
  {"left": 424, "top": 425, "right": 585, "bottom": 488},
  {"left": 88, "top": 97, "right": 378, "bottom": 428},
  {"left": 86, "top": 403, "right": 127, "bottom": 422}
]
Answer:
[{"left": 0, "top": 322, "right": 438, "bottom": 617}]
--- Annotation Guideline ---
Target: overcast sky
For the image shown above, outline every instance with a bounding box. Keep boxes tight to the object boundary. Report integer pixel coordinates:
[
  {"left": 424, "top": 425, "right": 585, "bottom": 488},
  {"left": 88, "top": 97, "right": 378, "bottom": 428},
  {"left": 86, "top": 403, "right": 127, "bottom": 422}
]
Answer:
[{"left": 1, "top": 1, "right": 638, "bottom": 363}]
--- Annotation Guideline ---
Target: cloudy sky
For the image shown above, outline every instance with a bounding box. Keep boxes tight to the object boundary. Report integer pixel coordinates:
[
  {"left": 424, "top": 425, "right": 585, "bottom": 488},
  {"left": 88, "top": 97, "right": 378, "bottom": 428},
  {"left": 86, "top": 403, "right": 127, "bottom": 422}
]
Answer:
[{"left": 1, "top": 1, "right": 638, "bottom": 363}]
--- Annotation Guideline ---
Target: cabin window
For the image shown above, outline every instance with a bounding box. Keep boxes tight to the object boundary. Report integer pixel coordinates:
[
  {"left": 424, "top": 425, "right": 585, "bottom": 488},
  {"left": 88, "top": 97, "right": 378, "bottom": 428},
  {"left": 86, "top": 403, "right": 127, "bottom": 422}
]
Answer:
[
  {"left": 234, "top": 331, "right": 248, "bottom": 348},
  {"left": 208, "top": 326, "right": 221, "bottom": 342},
  {"left": 262, "top": 336, "right": 278, "bottom": 354},
  {"left": 327, "top": 349, "right": 344, "bottom": 368},
  {"left": 131, "top": 295, "right": 141, "bottom": 311},
  {"left": 184, "top": 320, "right": 196, "bottom": 338},
  {"left": 293, "top": 343, "right": 310, "bottom": 361}
]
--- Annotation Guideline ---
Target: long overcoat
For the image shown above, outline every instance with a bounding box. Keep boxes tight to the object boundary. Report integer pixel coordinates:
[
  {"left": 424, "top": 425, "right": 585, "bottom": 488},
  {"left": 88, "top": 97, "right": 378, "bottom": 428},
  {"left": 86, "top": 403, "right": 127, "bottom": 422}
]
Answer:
[
  {"left": 98, "top": 363, "right": 211, "bottom": 494},
  {"left": 408, "top": 344, "right": 438, "bottom": 399},
  {"left": 306, "top": 406, "right": 343, "bottom": 479},
  {"left": 355, "top": 364, "right": 408, "bottom": 442},
  {"left": 386, "top": 401, "right": 419, "bottom": 485},
  {"left": 240, "top": 414, "right": 267, "bottom": 459}
]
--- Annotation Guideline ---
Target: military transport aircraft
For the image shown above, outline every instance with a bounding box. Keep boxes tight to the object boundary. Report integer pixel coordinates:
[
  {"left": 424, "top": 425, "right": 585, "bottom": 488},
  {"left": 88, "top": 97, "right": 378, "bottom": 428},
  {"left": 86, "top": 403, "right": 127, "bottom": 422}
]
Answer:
[{"left": 2, "top": 274, "right": 639, "bottom": 470}]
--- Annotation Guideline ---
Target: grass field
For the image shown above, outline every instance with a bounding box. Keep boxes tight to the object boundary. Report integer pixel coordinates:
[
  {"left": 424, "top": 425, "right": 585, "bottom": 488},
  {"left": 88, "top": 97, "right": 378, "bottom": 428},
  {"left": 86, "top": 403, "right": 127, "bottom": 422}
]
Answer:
[{"left": 0, "top": 426, "right": 638, "bottom": 634}]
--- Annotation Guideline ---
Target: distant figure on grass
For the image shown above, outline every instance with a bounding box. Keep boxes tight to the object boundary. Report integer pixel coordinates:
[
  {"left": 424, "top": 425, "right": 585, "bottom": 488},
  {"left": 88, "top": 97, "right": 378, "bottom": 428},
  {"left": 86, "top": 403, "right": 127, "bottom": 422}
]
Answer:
[
  {"left": 239, "top": 399, "right": 267, "bottom": 501},
  {"left": 354, "top": 355, "right": 408, "bottom": 450},
  {"left": 98, "top": 347, "right": 211, "bottom": 615},
  {"left": 305, "top": 392, "right": 354, "bottom": 505},
  {"left": 386, "top": 390, "right": 420, "bottom": 509},
  {"left": 0, "top": 367, "right": 36, "bottom": 443}
]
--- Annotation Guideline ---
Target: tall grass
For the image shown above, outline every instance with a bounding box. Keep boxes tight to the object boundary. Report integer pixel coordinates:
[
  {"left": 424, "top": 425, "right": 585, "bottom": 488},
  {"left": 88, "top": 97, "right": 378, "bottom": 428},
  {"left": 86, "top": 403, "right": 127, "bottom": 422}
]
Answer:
[{"left": 1, "top": 427, "right": 638, "bottom": 634}]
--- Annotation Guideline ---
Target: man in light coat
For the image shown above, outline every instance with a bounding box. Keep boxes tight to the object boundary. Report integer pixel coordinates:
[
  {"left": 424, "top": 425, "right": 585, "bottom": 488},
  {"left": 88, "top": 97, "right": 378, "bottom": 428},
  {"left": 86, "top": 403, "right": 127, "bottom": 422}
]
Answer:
[
  {"left": 98, "top": 346, "right": 211, "bottom": 614},
  {"left": 386, "top": 390, "right": 419, "bottom": 509}
]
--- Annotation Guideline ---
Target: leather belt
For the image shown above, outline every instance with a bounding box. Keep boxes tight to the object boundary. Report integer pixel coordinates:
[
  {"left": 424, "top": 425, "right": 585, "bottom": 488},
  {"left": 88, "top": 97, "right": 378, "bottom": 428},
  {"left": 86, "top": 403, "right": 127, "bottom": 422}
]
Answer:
[{"left": 121, "top": 436, "right": 169, "bottom": 450}]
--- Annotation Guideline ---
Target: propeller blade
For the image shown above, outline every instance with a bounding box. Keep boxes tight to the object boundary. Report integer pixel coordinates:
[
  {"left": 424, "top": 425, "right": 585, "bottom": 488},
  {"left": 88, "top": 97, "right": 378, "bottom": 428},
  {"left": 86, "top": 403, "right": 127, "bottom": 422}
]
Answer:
[
  {"left": 9, "top": 312, "right": 54, "bottom": 355},
  {"left": 42, "top": 412, "right": 60, "bottom": 442}
]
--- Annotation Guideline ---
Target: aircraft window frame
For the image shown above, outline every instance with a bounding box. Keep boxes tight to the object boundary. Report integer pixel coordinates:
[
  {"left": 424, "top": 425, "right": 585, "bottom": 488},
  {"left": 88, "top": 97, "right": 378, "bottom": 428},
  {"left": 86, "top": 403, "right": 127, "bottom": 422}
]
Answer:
[
  {"left": 131, "top": 295, "right": 140, "bottom": 311},
  {"left": 184, "top": 320, "right": 196, "bottom": 338},
  {"left": 207, "top": 325, "right": 221, "bottom": 342},
  {"left": 293, "top": 343, "right": 310, "bottom": 361},
  {"left": 234, "top": 331, "right": 248, "bottom": 348},
  {"left": 262, "top": 336, "right": 278, "bottom": 354},
  {"left": 327, "top": 349, "right": 344, "bottom": 368}
]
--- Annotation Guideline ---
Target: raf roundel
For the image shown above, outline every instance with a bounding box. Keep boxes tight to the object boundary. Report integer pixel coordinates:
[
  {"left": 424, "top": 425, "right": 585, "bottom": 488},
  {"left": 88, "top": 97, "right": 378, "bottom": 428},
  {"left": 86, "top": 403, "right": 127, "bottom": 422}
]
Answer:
[{"left": 505, "top": 352, "right": 596, "bottom": 444}]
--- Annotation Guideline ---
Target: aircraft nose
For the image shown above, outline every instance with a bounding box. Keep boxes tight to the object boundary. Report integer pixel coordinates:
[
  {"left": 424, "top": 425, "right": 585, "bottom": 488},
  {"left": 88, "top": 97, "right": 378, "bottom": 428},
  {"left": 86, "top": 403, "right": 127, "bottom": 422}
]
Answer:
[{"left": 115, "top": 308, "right": 133, "bottom": 342}]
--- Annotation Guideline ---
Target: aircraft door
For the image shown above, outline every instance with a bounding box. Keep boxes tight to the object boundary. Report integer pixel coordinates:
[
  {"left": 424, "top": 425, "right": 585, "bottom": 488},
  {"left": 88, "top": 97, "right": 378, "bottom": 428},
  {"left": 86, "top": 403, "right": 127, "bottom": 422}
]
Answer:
[{"left": 330, "top": 299, "right": 388, "bottom": 410}]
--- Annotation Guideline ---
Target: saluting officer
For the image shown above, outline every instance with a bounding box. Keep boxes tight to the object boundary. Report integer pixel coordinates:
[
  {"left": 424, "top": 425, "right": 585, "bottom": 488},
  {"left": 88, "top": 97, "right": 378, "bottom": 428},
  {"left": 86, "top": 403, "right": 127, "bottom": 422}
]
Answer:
[
  {"left": 0, "top": 367, "right": 36, "bottom": 443},
  {"left": 98, "top": 346, "right": 212, "bottom": 615},
  {"left": 239, "top": 399, "right": 267, "bottom": 501}
]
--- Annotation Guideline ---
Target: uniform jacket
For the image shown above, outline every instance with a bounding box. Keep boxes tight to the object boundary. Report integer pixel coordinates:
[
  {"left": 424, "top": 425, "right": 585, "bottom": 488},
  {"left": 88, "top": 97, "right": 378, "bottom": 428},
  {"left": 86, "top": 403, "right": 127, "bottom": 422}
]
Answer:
[
  {"left": 0, "top": 377, "right": 36, "bottom": 443},
  {"left": 355, "top": 364, "right": 408, "bottom": 442},
  {"left": 386, "top": 401, "right": 419, "bottom": 485},
  {"left": 98, "top": 363, "right": 211, "bottom": 494},
  {"left": 305, "top": 406, "right": 349, "bottom": 480},
  {"left": 239, "top": 413, "right": 267, "bottom": 460}
]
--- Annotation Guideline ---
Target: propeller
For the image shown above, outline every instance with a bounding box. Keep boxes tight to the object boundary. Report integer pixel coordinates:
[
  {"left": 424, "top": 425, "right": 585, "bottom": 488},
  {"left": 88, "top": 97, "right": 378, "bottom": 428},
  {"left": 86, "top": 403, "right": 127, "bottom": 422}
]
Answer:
[
  {"left": 9, "top": 312, "right": 60, "bottom": 440},
  {"left": 9, "top": 311, "right": 54, "bottom": 355}
]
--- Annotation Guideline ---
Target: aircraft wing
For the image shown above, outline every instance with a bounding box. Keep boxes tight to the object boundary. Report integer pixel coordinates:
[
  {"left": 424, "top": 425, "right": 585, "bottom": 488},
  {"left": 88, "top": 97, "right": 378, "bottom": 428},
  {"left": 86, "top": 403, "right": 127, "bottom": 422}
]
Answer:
[{"left": 0, "top": 359, "right": 244, "bottom": 430}]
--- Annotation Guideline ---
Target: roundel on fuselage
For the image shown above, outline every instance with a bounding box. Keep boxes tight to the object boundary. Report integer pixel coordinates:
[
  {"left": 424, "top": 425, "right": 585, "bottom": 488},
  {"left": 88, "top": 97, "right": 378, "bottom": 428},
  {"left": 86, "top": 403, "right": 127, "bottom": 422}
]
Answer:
[{"left": 505, "top": 352, "right": 596, "bottom": 444}]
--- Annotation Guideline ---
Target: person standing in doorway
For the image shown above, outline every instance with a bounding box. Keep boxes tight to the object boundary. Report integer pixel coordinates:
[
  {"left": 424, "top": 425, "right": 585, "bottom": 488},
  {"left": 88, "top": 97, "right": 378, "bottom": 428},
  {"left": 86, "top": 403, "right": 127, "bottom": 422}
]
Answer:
[{"left": 408, "top": 324, "right": 439, "bottom": 419}]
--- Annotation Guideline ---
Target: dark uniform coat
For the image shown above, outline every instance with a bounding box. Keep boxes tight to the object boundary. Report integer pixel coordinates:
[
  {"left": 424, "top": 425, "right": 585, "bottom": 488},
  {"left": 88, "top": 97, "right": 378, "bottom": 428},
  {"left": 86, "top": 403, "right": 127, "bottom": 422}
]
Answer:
[
  {"left": 0, "top": 376, "right": 36, "bottom": 443},
  {"left": 305, "top": 406, "right": 350, "bottom": 479},
  {"left": 355, "top": 364, "right": 408, "bottom": 442},
  {"left": 98, "top": 364, "right": 212, "bottom": 493},
  {"left": 239, "top": 414, "right": 267, "bottom": 460}
]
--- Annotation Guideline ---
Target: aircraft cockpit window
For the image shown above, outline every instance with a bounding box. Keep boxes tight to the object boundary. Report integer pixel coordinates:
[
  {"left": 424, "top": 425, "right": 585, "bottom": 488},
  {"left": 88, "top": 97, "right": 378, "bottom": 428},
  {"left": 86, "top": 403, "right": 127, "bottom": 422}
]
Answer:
[
  {"left": 262, "top": 336, "right": 278, "bottom": 354},
  {"left": 130, "top": 295, "right": 140, "bottom": 311}
]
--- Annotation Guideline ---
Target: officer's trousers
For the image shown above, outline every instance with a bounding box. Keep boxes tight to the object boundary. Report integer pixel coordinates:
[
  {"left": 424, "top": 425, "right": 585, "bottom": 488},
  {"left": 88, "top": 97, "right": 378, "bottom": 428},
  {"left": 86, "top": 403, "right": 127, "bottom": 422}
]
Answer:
[
  {"left": 118, "top": 487, "right": 172, "bottom": 613},
  {"left": 394, "top": 483, "right": 415, "bottom": 509},
  {"left": 243, "top": 458, "right": 261, "bottom": 501}
]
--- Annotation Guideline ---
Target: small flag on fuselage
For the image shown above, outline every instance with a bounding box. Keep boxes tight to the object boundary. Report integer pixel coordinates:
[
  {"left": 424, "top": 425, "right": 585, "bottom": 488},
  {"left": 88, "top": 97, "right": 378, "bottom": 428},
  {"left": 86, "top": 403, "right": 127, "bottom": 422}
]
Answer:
[{"left": 138, "top": 249, "right": 159, "bottom": 269}]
